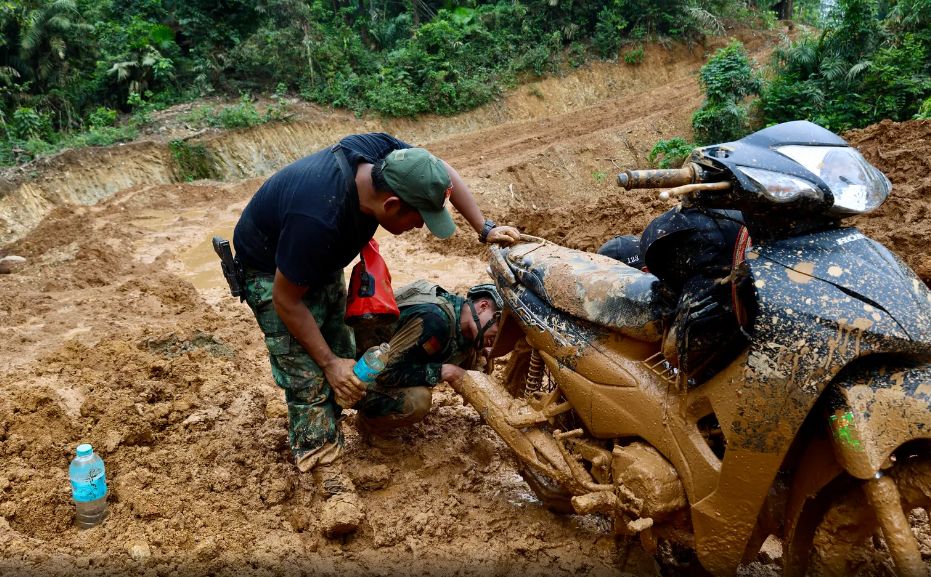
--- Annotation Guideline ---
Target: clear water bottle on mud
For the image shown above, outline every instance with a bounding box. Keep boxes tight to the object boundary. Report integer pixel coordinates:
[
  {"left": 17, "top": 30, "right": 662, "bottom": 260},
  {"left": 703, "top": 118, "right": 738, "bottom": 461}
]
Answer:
[
  {"left": 352, "top": 343, "right": 390, "bottom": 384},
  {"left": 69, "top": 444, "right": 107, "bottom": 528}
]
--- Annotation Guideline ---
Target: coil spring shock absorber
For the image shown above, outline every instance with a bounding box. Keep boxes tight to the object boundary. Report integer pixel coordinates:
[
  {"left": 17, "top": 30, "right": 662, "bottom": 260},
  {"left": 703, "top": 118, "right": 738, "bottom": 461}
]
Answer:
[{"left": 525, "top": 349, "right": 545, "bottom": 393}]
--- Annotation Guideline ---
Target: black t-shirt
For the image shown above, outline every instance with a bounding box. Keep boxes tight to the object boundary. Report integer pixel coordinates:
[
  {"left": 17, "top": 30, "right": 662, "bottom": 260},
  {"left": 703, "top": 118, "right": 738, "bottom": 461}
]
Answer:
[{"left": 233, "top": 133, "right": 411, "bottom": 286}]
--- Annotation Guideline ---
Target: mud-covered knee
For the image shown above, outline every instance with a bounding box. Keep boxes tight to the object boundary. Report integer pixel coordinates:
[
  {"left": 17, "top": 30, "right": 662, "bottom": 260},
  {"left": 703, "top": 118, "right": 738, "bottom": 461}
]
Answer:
[{"left": 403, "top": 386, "right": 432, "bottom": 421}]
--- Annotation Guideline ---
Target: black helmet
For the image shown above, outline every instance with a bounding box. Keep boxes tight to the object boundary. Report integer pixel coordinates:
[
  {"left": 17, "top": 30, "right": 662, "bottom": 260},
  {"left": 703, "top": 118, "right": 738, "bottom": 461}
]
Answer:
[
  {"left": 597, "top": 234, "right": 644, "bottom": 270},
  {"left": 467, "top": 283, "right": 503, "bottom": 310},
  {"left": 465, "top": 283, "right": 503, "bottom": 350}
]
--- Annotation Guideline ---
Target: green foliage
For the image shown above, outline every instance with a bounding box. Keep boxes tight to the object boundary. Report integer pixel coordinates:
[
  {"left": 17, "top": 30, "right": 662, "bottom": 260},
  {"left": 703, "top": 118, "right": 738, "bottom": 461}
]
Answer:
[
  {"left": 182, "top": 92, "right": 288, "bottom": 129},
  {"left": 698, "top": 40, "right": 762, "bottom": 102},
  {"left": 60, "top": 124, "right": 137, "bottom": 148},
  {"left": 127, "top": 91, "right": 156, "bottom": 126},
  {"left": 692, "top": 40, "right": 760, "bottom": 144},
  {"left": 264, "top": 83, "right": 290, "bottom": 122},
  {"left": 649, "top": 137, "right": 694, "bottom": 168},
  {"left": 20, "top": 0, "right": 94, "bottom": 91},
  {"left": 916, "top": 96, "right": 931, "bottom": 119},
  {"left": 87, "top": 106, "right": 117, "bottom": 129},
  {"left": 792, "top": 0, "right": 827, "bottom": 26},
  {"left": 10, "top": 107, "right": 52, "bottom": 141},
  {"left": 857, "top": 34, "right": 931, "bottom": 123},
  {"left": 693, "top": 100, "right": 749, "bottom": 144},
  {"left": 762, "top": 0, "right": 931, "bottom": 131},
  {"left": 623, "top": 45, "right": 645, "bottom": 65},
  {"left": 215, "top": 94, "right": 262, "bottom": 129},
  {"left": 0, "top": 118, "right": 136, "bottom": 166},
  {"left": 1, "top": 0, "right": 784, "bottom": 167},
  {"left": 100, "top": 17, "right": 179, "bottom": 103},
  {"left": 169, "top": 139, "right": 217, "bottom": 182},
  {"left": 568, "top": 42, "right": 587, "bottom": 68},
  {"left": 594, "top": 1, "right": 628, "bottom": 58}
]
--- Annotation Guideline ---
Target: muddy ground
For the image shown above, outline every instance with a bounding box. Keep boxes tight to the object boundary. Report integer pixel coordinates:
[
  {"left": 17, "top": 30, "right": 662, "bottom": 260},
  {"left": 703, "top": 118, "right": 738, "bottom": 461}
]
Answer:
[{"left": 1, "top": 31, "right": 930, "bottom": 576}]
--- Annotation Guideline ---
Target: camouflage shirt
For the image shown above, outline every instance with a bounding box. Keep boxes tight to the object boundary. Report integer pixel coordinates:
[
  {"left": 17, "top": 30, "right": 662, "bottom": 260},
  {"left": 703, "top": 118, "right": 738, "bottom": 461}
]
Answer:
[{"left": 377, "top": 293, "right": 473, "bottom": 388}]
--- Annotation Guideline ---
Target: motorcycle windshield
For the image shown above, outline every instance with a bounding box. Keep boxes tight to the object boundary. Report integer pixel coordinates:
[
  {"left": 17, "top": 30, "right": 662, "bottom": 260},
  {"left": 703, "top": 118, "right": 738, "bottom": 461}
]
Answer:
[{"left": 752, "top": 228, "right": 931, "bottom": 342}]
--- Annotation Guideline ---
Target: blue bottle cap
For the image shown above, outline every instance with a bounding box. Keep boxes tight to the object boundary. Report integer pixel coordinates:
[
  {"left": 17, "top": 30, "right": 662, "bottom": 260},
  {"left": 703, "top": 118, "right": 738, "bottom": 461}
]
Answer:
[{"left": 76, "top": 443, "right": 93, "bottom": 457}]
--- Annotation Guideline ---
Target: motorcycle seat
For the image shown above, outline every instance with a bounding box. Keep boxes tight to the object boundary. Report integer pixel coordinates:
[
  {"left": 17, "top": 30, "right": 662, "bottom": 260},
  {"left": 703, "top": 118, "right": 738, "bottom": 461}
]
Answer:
[{"left": 505, "top": 242, "right": 665, "bottom": 342}]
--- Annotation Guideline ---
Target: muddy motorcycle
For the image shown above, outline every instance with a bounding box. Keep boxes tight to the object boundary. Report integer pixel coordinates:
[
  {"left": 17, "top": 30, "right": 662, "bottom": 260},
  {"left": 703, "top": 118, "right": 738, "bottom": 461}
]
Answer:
[{"left": 452, "top": 121, "right": 931, "bottom": 576}]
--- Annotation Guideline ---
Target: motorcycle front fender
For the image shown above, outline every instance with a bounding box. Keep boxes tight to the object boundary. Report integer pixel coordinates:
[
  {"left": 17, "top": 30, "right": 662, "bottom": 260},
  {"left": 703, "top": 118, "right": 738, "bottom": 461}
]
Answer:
[
  {"left": 488, "top": 308, "right": 525, "bottom": 360},
  {"left": 826, "top": 359, "right": 931, "bottom": 479}
]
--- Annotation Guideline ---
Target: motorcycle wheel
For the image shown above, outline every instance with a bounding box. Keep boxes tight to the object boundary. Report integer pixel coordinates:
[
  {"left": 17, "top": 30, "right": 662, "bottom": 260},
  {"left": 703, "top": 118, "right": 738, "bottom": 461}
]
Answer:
[
  {"left": 655, "top": 539, "right": 713, "bottom": 577},
  {"left": 519, "top": 465, "right": 574, "bottom": 515},
  {"left": 806, "top": 453, "right": 931, "bottom": 577}
]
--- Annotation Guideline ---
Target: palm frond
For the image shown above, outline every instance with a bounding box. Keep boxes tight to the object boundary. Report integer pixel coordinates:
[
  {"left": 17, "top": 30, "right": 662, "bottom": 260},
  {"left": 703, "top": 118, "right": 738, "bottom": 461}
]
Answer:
[
  {"left": 846, "top": 60, "right": 872, "bottom": 81},
  {"left": 50, "top": 37, "right": 66, "bottom": 60},
  {"left": 107, "top": 61, "right": 136, "bottom": 82},
  {"left": 819, "top": 56, "right": 847, "bottom": 83},
  {"left": 772, "top": 34, "right": 820, "bottom": 76},
  {"left": 20, "top": 13, "right": 43, "bottom": 55},
  {"left": 47, "top": 15, "right": 73, "bottom": 32},
  {"left": 0, "top": 65, "right": 20, "bottom": 86},
  {"left": 683, "top": 5, "right": 724, "bottom": 36}
]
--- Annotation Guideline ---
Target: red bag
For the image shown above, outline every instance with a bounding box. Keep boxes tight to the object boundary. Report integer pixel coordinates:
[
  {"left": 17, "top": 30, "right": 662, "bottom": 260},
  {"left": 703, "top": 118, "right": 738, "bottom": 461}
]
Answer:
[{"left": 345, "top": 239, "right": 400, "bottom": 326}]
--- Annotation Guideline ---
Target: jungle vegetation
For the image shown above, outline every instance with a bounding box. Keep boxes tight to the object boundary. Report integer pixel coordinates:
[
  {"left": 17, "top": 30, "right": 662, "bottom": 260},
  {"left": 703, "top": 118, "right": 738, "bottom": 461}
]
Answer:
[
  {"left": 0, "top": 0, "right": 927, "bottom": 167},
  {"left": 651, "top": 0, "right": 929, "bottom": 164}
]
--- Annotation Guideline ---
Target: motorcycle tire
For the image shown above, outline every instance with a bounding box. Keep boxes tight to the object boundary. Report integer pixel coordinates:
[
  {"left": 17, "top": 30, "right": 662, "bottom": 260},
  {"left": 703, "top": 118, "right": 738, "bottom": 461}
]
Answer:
[
  {"left": 655, "top": 539, "right": 713, "bottom": 577},
  {"left": 519, "top": 465, "right": 574, "bottom": 515},
  {"left": 801, "top": 451, "right": 931, "bottom": 577}
]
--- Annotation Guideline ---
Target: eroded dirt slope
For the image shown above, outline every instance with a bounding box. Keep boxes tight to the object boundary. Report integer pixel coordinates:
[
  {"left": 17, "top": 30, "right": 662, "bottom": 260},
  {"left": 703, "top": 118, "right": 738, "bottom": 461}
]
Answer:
[{"left": 1, "top": 32, "right": 928, "bottom": 577}]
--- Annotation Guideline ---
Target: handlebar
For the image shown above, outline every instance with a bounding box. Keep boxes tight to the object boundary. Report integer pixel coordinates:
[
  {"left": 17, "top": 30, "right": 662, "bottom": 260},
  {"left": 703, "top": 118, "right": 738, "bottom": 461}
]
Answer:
[{"left": 616, "top": 164, "right": 698, "bottom": 190}]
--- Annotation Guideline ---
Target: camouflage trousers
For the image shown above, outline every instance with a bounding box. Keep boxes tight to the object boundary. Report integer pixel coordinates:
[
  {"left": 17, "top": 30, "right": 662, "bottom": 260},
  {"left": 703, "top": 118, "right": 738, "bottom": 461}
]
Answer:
[
  {"left": 245, "top": 271, "right": 429, "bottom": 468},
  {"left": 245, "top": 271, "right": 353, "bottom": 471},
  {"left": 354, "top": 385, "right": 432, "bottom": 432}
]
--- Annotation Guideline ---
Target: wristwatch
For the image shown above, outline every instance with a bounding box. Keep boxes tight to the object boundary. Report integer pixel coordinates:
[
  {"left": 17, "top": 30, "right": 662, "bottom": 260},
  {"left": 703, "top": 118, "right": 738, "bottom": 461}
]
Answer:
[{"left": 479, "top": 219, "right": 497, "bottom": 243}]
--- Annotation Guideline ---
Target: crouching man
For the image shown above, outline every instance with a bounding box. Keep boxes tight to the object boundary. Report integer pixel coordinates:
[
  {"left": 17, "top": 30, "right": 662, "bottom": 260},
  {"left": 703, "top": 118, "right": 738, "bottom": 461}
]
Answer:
[
  {"left": 231, "top": 133, "right": 519, "bottom": 539},
  {"left": 353, "top": 281, "right": 502, "bottom": 446}
]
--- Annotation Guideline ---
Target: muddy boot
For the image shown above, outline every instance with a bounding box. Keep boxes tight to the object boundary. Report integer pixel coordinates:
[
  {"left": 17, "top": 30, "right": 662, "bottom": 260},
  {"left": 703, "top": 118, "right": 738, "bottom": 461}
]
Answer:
[{"left": 314, "top": 462, "right": 365, "bottom": 538}]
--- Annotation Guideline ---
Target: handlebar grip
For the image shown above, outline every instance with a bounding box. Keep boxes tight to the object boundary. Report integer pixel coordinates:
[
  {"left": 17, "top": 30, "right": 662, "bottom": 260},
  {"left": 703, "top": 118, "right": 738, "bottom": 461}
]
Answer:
[{"left": 617, "top": 165, "right": 697, "bottom": 190}]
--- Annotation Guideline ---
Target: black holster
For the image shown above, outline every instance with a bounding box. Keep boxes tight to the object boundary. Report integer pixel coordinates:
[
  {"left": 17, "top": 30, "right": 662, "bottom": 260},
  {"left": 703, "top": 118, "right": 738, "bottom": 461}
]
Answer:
[{"left": 212, "top": 236, "right": 246, "bottom": 301}]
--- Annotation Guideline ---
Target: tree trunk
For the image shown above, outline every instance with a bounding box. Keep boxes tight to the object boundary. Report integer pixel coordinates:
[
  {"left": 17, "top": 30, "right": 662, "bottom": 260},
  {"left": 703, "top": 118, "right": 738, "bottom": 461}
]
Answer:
[{"left": 773, "top": 0, "right": 794, "bottom": 19}]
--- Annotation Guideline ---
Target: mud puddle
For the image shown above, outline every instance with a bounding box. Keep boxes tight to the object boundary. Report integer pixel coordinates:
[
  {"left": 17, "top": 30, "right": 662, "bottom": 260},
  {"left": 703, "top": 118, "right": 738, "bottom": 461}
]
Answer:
[
  {"left": 124, "top": 206, "right": 484, "bottom": 295},
  {"left": 179, "top": 220, "right": 238, "bottom": 292}
]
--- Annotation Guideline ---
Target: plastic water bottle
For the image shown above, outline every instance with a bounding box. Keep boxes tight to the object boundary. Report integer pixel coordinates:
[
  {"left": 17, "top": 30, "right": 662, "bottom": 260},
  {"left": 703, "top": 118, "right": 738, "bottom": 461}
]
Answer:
[
  {"left": 69, "top": 444, "right": 107, "bottom": 528},
  {"left": 352, "top": 343, "right": 390, "bottom": 384}
]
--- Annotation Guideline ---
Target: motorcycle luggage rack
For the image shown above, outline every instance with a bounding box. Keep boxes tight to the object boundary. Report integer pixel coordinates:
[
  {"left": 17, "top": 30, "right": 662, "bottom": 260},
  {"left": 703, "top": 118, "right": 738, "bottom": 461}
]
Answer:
[{"left": 642, "top": 352, "right": 678, "bottom": 385}]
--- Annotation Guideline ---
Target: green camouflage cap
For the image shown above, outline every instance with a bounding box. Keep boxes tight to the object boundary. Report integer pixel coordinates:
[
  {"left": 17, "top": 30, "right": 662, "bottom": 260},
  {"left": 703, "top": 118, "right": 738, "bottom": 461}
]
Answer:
[{"left": 381, "top": 148, "right": 455, "bottom": 239}]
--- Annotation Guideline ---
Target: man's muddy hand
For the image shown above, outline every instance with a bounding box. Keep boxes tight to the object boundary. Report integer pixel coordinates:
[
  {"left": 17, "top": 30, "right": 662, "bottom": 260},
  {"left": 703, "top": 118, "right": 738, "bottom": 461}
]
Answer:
[
  {"left": 323, "top": 357, "right": 366, "bottom": 407},
  {"left": 441, "top": 363, "right": 466, "bottom": 385},
  {"left": 486, "top": 226, "right": 521, "bottom": 246}
]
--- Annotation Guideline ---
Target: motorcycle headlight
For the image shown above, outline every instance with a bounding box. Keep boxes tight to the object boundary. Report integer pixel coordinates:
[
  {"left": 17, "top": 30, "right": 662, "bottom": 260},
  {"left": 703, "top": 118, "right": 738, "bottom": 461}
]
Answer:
[
  {"left": 776, "top": 145, "right": 891, "bottom": 215},
  {"left": 738, "top": 166, "right": 823, "bottom": 203}
]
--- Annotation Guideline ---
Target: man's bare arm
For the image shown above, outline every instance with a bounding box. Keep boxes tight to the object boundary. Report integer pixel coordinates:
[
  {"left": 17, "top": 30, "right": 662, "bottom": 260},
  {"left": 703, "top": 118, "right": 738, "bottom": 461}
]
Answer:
[{"left": 444, "top": 161, "right": 520, "bottom": 245}]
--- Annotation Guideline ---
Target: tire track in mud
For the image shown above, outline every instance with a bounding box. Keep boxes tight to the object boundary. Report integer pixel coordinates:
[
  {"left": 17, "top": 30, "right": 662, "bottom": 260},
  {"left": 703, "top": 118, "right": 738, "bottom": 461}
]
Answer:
[{"left": 430, "top": 81, "right": 702, "bottom": 174}]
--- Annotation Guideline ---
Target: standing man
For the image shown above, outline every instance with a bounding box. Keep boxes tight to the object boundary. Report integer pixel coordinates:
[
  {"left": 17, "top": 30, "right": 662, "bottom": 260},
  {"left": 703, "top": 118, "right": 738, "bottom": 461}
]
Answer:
[
  {"left": 232, "top": 133, "right": 518, "bottom": 537},
  {"left": 353, "top": 282, "right": 503, "bottom": 446}
]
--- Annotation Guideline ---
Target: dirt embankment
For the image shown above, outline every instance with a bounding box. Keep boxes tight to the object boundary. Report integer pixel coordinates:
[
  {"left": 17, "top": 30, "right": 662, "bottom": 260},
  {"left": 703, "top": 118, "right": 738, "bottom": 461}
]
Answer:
[
  {"left": 847, "top": 119, "right": 931, "bottom": 285},
  {"left": 439, "top": 119, "right": 931, "bottom": 289},
  {"left": 1, "top": 27, "right": 927, "bottom": 577}
]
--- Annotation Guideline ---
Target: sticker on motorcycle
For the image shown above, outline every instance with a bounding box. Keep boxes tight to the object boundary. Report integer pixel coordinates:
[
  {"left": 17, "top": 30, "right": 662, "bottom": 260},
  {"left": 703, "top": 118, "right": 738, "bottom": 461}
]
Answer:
[{"left": 830, "top": 410, "right": 864, "bottom": 451}]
